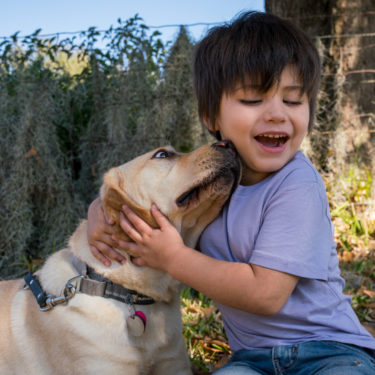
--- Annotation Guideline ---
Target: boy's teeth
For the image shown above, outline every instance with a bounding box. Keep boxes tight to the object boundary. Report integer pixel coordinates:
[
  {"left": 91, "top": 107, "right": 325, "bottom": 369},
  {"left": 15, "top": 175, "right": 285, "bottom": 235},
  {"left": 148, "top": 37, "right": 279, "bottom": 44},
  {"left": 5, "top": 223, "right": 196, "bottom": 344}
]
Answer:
[
  {"left": 261, "top": 134, "right": 284, "bottom": 138},
  {"left": 255, "top": 134, "right": 288, "bottom": 147}
]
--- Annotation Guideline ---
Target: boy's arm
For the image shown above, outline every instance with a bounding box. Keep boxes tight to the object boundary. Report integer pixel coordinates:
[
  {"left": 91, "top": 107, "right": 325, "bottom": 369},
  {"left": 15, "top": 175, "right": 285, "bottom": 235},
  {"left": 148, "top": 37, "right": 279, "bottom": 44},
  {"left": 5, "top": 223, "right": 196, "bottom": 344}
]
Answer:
[
  {"left": 87, "top": 197, "right": 126, "bottom": 266},
  {"left": 118, "top": 205, "right": 298, "bottom": 316}
]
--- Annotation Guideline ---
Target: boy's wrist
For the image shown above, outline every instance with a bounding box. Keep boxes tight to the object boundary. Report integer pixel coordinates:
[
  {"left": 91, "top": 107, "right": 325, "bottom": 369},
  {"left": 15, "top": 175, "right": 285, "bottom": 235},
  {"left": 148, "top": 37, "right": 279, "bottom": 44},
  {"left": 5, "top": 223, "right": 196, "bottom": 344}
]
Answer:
[{"left": 164, "top": 244, "right": 193, "bottom": 279}]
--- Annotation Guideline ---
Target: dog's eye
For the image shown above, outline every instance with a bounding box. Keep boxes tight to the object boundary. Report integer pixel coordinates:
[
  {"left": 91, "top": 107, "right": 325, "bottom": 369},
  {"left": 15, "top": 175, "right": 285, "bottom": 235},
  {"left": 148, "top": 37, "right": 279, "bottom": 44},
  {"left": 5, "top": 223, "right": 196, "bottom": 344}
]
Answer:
[{"left": 152, "top": 150, "right": 174, "bottom": 159}]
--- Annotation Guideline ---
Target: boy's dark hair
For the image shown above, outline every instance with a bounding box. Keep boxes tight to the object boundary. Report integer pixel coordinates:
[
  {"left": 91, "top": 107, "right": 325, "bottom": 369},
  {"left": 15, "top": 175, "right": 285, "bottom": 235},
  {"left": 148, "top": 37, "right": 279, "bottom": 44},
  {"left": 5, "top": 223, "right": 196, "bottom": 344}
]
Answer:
[{"left": 193, "top": 11, "right": 321, "bottom": 138}]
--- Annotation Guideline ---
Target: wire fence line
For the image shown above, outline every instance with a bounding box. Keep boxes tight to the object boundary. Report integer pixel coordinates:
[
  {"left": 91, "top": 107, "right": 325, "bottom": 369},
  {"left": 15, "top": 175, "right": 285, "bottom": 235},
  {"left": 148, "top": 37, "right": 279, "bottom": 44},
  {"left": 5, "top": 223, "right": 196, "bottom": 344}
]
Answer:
[
  {"left": 0, "top": 19, "right": 373, "bottom": 75},
  {"left": 1, "top": 21, "right": 375, "bottom": 41}
]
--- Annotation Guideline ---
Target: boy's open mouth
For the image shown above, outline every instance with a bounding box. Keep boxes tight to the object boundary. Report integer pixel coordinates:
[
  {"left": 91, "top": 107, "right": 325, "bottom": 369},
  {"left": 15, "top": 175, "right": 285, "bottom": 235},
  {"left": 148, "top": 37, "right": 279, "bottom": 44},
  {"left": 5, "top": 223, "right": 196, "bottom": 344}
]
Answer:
[{"left": 255, "top": 133, "right": 289, "bottom": 148}]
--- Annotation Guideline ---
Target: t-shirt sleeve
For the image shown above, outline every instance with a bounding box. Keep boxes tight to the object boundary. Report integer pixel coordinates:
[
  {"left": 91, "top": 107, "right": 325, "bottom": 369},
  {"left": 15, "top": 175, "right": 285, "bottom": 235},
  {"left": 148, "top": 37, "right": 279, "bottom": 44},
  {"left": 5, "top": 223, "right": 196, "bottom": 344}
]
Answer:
[{"left": 250, "top": 181, "right": 334, "bottom": 280}]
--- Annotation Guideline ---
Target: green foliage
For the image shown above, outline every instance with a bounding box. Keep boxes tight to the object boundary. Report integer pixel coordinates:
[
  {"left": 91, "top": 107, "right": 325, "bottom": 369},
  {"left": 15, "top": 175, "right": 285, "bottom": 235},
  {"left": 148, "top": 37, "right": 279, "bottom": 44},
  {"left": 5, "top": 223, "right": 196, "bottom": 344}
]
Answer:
[
  {"left": 327, "top": 165, "right": 374, "bottom": 254},
  {"left": 0, "top": 67, "right": 83, "bottom": 278},
  {"left": 0, "top": 16, "right": 210, "bottom": 279},
  {"left": 156, "top": 26, "right": 211, "bottom": 152}
]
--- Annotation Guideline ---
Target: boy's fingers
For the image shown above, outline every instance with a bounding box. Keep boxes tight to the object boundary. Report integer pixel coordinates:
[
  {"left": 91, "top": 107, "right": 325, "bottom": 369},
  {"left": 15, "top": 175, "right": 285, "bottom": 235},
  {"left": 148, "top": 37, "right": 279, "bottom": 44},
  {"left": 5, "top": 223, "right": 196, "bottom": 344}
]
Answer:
[
  {"left": 104, "top": 247, "right": 127, "bottom": 264},
  {"left": 119, "top": 212, "right": 143, "bottom": 242},
  {"left": 113, "top": 237, "right": 135, "bottom": 253},
  {"left": 92, "top": 242, "right": 127, "bottom": 265},
  {"left": 123, "top": 242, "right": 138, "bottom": 257},
  {"left": 91, "top": 231, "right": 117, "bottom": 247},
  {"left": 90, "top": 245, "right": 111, "bottom": 267},
  {"left": 151, "top": 204, "right": 170, "bottom": 228},
  {"left": 132, "top": 257, "right": 146, "bottom": 267},
  {"left": 121, "top": 207, "right": 151, "bottom": 237},
  {"left": 102, "top": 207, "right": 115, "bottom": 225},
  {"left": 103, "top": 224, "right": 119, "bottom": 238},
  {"left": 120, "top": 212, "right": 141, "bottom": 241},
  {"left": 113, "top": 236, "right": 140, "bottom": 259}
]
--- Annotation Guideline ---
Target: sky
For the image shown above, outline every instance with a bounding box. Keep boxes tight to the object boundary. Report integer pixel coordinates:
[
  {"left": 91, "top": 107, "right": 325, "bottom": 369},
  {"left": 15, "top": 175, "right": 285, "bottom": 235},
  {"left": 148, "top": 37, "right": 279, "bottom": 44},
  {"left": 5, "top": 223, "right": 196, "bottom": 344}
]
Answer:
[{"left": 0, "top": 0, "right": 265, "bottom": 44}]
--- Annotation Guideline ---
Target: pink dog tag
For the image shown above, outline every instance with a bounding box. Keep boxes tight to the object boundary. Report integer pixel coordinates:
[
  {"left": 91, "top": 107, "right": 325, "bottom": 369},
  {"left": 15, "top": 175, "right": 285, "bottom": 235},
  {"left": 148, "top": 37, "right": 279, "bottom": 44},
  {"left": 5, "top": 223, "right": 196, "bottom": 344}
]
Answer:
[{"left": 127, "top": 311, "right": 147, "bottom": 336}]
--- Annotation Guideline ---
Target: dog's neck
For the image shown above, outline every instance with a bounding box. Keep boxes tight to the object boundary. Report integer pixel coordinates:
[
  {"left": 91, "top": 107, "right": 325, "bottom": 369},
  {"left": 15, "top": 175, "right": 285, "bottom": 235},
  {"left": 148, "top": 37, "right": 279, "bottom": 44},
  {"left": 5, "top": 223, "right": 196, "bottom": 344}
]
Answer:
[
  {"left": 66, "top": 220, "right": 181, "bottom": 303},
  {"left": 64, "top": 196, "right": 223, "bottom": 302},
  {"left": 172, "top": 198, "right": 225, "bottom": 248}
]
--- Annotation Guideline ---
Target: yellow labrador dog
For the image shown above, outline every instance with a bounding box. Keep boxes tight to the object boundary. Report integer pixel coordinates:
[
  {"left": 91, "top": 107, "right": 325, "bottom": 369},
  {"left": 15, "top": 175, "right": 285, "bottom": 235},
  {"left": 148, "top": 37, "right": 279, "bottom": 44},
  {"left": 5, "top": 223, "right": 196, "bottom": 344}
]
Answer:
[{"left": 0, "top": 141, "right": 240, "bottom": 375}]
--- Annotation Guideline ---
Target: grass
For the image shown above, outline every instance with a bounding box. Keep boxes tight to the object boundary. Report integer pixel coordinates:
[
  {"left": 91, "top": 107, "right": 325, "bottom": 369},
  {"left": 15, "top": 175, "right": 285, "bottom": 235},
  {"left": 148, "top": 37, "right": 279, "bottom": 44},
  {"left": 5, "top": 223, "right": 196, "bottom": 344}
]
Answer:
[
  {"left": 181, "top": 290, "right": 231, "bottom": 374},
  {"left": 182, "top": 164, "right": 375, "bottom": 373}
]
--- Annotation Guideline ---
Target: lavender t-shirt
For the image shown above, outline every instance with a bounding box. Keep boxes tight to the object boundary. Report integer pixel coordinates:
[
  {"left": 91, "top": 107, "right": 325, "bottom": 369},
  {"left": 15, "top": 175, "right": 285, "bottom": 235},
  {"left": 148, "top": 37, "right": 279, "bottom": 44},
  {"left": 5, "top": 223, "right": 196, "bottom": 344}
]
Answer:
[{"left": 200, "top": 151, "right": 375, "bottom": 352}]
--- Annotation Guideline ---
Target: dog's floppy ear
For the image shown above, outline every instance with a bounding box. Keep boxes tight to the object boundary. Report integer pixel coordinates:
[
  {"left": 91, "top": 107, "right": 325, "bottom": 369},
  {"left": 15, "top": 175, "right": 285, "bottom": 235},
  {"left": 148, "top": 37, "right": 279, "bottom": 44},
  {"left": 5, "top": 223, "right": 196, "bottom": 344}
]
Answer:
[{"left": 101, "top": 169, "right": 158, "bottom": 242}]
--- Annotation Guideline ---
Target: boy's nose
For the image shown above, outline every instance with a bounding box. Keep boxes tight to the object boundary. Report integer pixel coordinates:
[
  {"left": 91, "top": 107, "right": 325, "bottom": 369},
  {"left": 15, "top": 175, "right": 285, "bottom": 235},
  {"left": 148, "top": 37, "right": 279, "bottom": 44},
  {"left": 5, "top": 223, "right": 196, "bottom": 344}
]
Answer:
[{"left": 264, "top": 99, "right": 287, "bottom": 123}]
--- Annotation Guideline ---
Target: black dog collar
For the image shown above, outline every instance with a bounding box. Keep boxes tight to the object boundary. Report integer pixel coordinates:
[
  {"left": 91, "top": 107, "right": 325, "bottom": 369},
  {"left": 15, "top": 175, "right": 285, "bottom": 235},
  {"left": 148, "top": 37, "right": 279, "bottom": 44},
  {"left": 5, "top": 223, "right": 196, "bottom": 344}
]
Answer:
[{"left": 24, "top": 260, "right": 155, "bottom": 311}]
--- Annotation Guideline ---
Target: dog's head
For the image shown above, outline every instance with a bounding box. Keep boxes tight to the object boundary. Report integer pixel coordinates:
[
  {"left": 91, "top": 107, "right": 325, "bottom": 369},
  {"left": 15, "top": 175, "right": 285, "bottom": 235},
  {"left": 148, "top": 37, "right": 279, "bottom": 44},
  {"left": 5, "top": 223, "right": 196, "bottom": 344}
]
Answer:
[
  {"left": 68, "top": 141, "right": 240, "bottom": 301},
  {"left": 100, "top": 141, "right": 241, "bottom": 247}
]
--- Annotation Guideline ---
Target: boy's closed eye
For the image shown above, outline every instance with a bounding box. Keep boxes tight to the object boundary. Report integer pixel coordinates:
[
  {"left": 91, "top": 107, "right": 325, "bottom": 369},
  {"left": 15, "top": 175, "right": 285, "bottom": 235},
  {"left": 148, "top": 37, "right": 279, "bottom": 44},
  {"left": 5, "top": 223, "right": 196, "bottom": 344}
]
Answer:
[
  {"left": 239, "top": 98, "right": 304, "bottom": 106},
  {"left": 283, "top": 99, "right": 303, "bottom": 105},
  {"left": 235, "top": 83, "right": 307, "bottom": 107},
  {"left": 234, "top": 85, "right": 262, "bottom": 105},
  {"left": 283, "top": 86, "right": 306, "bottom": 106},
  {"left": 240, "top": 99, "right": 262, "bottom": 105}
]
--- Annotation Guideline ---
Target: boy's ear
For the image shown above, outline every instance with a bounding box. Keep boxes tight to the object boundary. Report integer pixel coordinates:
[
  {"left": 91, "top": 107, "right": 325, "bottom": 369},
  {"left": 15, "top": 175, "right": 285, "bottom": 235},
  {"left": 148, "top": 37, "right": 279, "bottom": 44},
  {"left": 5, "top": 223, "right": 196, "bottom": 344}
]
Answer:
[
  {"left": 202, "top": 117, "right": 221, "bottom": 139},
  {"left": 202, "top": 116, "right": 217, "bottom": 131},
  {"left": 101, "top": 171, "right": 158, "bottom": 242},
  {"left": 213, "top": 121, "right": 220, "bottom": 132}
]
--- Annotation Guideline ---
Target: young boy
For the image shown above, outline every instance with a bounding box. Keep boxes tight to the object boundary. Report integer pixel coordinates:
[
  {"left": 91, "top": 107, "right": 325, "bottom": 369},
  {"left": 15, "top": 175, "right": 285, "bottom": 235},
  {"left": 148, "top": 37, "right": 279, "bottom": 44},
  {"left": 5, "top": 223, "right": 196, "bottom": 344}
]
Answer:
[{"left": 87, "top": 11, "right": 375, "bottom": 374}]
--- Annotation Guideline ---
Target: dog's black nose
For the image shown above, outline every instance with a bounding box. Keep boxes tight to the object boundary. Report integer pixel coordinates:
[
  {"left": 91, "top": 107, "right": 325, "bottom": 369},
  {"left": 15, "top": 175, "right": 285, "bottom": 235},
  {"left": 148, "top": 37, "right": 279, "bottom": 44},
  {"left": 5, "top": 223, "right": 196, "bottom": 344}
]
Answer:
[{"left": 212, "top": 140, "right": 237, "bottom": 155}]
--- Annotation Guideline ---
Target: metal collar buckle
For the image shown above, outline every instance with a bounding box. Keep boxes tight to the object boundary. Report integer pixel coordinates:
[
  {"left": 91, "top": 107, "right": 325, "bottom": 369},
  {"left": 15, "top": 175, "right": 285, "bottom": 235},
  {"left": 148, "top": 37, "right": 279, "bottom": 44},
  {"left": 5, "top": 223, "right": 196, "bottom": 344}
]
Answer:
[{"left": 24, "top": 273, "right": 84, "bottom": 311}]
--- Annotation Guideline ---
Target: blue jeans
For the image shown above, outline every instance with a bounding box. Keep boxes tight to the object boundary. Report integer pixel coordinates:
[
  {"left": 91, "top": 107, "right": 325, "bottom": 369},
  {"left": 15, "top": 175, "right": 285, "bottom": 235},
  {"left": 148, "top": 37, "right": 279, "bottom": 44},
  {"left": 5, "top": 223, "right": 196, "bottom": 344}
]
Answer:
[{"left": 213, "top": 341, "right": 375, "bottom": 374}]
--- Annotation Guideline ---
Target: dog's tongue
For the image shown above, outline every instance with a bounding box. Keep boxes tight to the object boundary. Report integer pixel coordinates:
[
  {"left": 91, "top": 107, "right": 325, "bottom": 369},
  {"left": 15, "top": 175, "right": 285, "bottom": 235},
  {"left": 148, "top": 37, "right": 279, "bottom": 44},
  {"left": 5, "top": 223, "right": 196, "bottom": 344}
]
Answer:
[{"left": 255, "top": 135, "right": 286, "bottom": 148}]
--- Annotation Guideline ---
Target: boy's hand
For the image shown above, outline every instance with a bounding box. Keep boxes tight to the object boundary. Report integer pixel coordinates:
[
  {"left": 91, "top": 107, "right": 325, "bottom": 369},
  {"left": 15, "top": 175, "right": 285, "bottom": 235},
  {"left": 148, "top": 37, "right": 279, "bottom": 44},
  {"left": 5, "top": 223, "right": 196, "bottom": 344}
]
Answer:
[
  {"left": 116, "top": 204, "right": 185, "bottom": 270},
  {"left": 87, "top": 197, "right": 126, "bottom": 266}
]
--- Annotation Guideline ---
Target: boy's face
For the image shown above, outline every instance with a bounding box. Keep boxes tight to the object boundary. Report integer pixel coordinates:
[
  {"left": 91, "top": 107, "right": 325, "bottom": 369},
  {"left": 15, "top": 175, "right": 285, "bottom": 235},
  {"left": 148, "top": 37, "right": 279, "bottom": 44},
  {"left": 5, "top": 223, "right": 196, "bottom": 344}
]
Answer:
[{"left": 214, "top": 65, "right": 309, "bottom": 185}]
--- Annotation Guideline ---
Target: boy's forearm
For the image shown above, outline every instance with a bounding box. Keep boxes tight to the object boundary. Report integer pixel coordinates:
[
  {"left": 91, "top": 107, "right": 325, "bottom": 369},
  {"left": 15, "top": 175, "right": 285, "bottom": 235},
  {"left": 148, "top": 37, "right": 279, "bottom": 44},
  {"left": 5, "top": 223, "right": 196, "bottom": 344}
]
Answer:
[
  {"left": 118, "top": 204, "right": 298, "bottom": 314},
  {"left": 165, "top": 246, "right": 297, "bottom": 315},
  {"left": 166, "top": 247, "right": 256, "bottom": 310}
]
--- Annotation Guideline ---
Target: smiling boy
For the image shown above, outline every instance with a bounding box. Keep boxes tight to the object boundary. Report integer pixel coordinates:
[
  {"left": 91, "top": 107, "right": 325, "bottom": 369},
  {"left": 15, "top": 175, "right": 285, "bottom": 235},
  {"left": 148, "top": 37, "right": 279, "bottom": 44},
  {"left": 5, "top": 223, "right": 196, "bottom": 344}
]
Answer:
[{"left": 88, "top": 11, "right": 375, "bottom": 374}]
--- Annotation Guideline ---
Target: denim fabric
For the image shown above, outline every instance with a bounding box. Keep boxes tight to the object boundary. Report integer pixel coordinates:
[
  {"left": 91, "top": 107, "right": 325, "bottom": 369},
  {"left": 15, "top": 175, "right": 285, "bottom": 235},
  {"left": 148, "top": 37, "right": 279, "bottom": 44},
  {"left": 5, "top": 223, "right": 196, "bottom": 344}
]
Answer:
[{"left": 213, "top": 341, "right": 375, "bottom": 374}]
